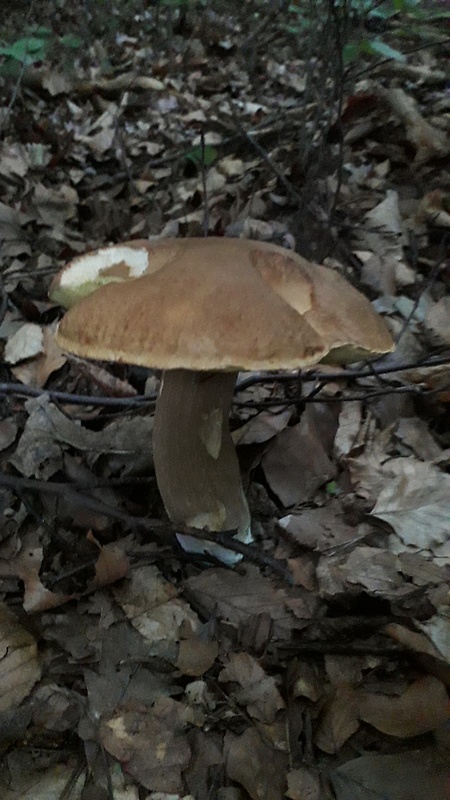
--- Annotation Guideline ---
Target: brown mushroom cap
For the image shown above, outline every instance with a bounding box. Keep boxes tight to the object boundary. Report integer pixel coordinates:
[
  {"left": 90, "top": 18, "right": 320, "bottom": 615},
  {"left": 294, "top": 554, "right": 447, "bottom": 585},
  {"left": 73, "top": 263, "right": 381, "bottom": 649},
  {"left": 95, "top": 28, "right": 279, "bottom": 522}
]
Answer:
[{"left": 52, "top": 237, "right": 393, "bottom": 370}]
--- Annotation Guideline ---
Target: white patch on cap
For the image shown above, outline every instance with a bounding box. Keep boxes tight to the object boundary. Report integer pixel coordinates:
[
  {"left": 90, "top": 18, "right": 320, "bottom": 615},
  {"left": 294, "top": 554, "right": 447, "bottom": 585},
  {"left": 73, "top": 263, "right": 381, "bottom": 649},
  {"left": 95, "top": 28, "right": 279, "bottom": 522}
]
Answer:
[{"left": 60, "top": 246, "right": 149, "bottom": 288}]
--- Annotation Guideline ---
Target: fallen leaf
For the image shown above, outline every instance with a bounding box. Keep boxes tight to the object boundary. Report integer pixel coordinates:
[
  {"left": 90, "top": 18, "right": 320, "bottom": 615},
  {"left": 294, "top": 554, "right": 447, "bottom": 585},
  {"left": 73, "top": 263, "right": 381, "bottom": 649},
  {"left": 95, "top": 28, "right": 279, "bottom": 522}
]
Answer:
[
  {"left": 262, "top": 407, "right": 336, "bottom": 506},
  {"left": 100, "top": 696, "right": 193, "bottom": 792},
  {"left": 314, "top": 685, "right": 359, "bottom": 753},
  {"left": 0, "top": 603, "right": 41, "bottom": 712},
  {"left": 114, "top": 565, "right": 199, "bottom": 652},
  {"left": 219, "top": 652, "right": 285, "bottom": 723},
  {"left": 4, "top": 323, "right": 44, "bottom": 364},
  {"left": 225, "top": 727, "right": 288, "bottom": 800},
  {"left": 331, "top": 749, "right": 448, "bottom": 800},
  {"left": 370, "top": 459, "right": 450, "bottom": 555},
  {"left": 357, "top": 675, "right": 448, "bottom": 737}
]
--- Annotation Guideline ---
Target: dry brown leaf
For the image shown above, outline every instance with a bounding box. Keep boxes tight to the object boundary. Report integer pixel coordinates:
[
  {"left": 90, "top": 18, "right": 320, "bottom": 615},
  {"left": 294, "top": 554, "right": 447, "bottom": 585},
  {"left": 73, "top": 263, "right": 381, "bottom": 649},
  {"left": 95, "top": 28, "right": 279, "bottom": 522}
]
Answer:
[
  {"left": 384, "top": 622, "right": 449, "bottom": 669},
  {"left": 225, "top": 727, "right": 288, "bottom": 800},
  {"left": 286, "top": 767, "right": 320, "bottom": 800},
  {"left": 114, "top": 565, "right": 199, "bottom": 650},
  {"left": 0, "top": 603, "right": 41, "bottom": 713},
  {"left": 13, "top": 542, "right": 73, "bottom": 613},
  {"left": 262, "top": 407, "right": 336, "bottom": 506},
  {"left": 331, "top": 749, "right": 449, "bottom": 800},
  {"left": 176, "top": 629, "right": 218, "bottom": 677},
  {"left": 0, "top": 758, "right": 86, "bottom": 800},
  {"left": 93, "top": 542, "right": 130, "bottom": 587},
  {"left": 357, "top": 675, "right": 448, "bottom": 737},
  {"left": 423, "top": 296, "right": 450, "bottom": 346},
  {"left": 11, "top": 324, "right": 66, "bottom": 388},
  {"left": 416, "top": 189, "right": 450, "bottom": 227},
  {"left": 233, "top": 407, "right": 293, "bottom": 445},
  {"left": 219, "top": 652, "right": 285, "bottom": 723},
  {"left": 185, "top": 567, "right": 296, "bottom": 641},
  {"left": 314, "top": 685, "right": 359, "bottom": 754},
  {"left": 4, "top": 323, "right": 44, "bottom": 364},
  {"left": 100, "top": 696, "right": 193, "bottom": 793},
  {"left": 370, "top": 459, "right": 450, "bottom": 555},
  {"left": 0, "top": 420, "right": 18, "bottom": 452},
  {"left": 382, "top": 87, "right": 450, "bottom": 165}
]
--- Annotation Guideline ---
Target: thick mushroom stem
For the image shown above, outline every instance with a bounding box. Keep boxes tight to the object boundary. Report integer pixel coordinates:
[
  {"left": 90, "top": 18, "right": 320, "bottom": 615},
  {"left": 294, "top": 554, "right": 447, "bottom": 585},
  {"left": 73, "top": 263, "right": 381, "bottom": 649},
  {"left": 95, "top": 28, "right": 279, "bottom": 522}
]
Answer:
[{"left": 153, "top": 369, "right": 251, "bottom": 558}]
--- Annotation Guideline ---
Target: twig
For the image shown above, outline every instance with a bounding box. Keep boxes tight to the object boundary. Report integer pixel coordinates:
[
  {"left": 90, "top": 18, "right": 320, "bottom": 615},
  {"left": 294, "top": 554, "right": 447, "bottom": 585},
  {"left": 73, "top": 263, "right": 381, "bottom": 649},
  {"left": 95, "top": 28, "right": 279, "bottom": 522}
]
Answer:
[
  {"left": 0, "top": 384, "right": 157, "bottom": 406},
  {"left": 0, "top": 473, "right": 291, "bottom": 581},
  {"left": 1, "top": 354, "right": 448, "bottom": 408},
  {"left": 235, "top": 353, "right": 450, "bottom": 391}
]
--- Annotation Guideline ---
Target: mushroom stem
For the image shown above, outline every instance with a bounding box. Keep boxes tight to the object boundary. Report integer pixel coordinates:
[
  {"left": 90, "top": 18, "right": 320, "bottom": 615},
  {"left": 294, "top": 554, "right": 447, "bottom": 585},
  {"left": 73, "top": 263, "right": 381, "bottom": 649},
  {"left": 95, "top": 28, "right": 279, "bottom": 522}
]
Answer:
[{"left": 153, "top": 369, "right": 251, "bottom": 558}]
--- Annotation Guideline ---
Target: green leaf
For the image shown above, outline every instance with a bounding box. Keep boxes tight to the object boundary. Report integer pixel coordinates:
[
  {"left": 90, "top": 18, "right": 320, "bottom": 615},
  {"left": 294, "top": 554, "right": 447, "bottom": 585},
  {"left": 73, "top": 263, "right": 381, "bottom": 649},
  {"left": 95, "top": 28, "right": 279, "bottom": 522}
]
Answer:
[
  {"left": 366, "top": 38, "right": 406, "bottom": 61},
  {"left": 59, "top": 34, "right": 83, "bottom": 49},
  {"left": 0, "top": 36, "right": 49, "bottom": 64},
  {"left": 186, "top": 144, "right": 218, "bottom": 167},
  {"left": 342, "top": 42, "right": 362, "bottom": 64}
]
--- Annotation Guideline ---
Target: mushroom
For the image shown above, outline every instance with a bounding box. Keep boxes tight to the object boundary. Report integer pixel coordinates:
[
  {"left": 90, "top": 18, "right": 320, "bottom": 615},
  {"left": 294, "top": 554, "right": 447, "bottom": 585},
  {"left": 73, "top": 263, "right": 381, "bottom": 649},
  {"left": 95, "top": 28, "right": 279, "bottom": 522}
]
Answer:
[{"left": 50, "top": 237, "right": 394, "bottom": 561}]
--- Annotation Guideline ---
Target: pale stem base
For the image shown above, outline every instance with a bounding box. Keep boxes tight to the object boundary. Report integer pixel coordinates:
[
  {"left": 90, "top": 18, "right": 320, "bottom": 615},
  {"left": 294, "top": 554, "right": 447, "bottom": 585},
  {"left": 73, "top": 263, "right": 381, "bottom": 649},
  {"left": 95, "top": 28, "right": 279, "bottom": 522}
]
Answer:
[{"left": 153, "top": 369, "right": 252, "bottom": 560}]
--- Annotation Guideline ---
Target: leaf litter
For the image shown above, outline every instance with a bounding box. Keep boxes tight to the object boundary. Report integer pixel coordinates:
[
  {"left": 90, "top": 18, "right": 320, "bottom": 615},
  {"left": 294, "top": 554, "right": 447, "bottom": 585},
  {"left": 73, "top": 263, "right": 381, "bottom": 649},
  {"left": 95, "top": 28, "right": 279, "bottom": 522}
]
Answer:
[{"left": 0, "top": 2, "right": 449, "bottom": 798}]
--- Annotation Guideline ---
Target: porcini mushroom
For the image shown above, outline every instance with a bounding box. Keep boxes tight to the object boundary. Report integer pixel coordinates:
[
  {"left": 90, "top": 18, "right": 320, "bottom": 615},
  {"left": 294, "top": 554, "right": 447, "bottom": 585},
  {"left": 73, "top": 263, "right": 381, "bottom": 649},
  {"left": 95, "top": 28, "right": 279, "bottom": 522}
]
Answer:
[{"left": 50, "top": 237, "right": 394, "bottom": 561}]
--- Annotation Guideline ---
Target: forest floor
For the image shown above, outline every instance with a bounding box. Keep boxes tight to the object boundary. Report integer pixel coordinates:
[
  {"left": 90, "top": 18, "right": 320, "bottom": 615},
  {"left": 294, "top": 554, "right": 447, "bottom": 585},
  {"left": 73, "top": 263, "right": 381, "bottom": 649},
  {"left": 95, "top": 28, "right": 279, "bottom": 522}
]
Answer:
[{"left": 0, "top": 3, "right": 449, "bottom": 799}]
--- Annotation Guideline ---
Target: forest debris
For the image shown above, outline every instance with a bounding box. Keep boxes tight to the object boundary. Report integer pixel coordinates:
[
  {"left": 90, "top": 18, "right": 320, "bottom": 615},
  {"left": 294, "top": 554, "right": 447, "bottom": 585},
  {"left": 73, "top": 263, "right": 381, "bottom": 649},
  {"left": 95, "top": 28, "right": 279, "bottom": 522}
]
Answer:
[
  {"left": 113, "top": 566, "right": 200, "bottom": 653},
  {"left": 10, "top": 324, "right": 66, "bottom": 388},
  {"left": 286, "top": 767, "right": 320, "bottom": 800},
  {"left": 2, "top": 531, "right": 73, "bottom": 612},
  {"left": 380, "top": 87, "right": 450, "bottom": 165},
  {"left": 314, "top": 685, "right": 359, "bottom": 753},
  {"left": 416, "top": 189, "right": 450, "bottom": 227},
  {"left": 0, "top": 757, "right": 86, "bottom": 800},
  {"left": 370, "top": 459, "right": 450, "bottom": 556},
  {"left": 0, "top": 603, "right": 41, "bottom": 712},
  {"left": 262, "top": 406, "right": 337, "bottom": 506},
  {"left": 185, "top": 567, "right": 299, "bottom": 641},
  {"left": 357, "top": 675, "right": 448, "bottom": 737},
  {"left": 331, "top": 749, "right": 449, "bottom": 800},
  {"left": 100, "top": 697, "right": 193, "bottom": 793},
  {"left": 219, "top": 652, "right": 285, "bottom": 723},
  {"left": 225, "top": 727, "right": 288, "bottom": 800},
  {"left": 278, "top": 504, "right": 358, "bottom": 552},
  {"left": 4, "top": 323, "right": 44, "bottom": 364}
]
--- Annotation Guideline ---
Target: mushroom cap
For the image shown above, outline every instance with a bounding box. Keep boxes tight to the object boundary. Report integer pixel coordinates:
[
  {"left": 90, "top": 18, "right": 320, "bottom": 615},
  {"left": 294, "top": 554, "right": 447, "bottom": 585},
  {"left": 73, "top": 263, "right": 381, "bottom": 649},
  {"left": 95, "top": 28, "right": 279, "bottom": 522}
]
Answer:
[{"left": 51, "top": 237, "right": 393, "bottom": 371}]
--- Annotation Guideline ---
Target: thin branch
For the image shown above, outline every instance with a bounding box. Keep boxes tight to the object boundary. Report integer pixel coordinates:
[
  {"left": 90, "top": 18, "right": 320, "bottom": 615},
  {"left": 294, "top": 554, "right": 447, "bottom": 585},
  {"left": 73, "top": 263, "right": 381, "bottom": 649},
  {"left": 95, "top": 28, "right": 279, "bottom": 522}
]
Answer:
[
  {"left": 0, "top": 383, "right": 157, "bottom": 407},
  {"left": 0, "top": 473, "right": 291, "bottom": 581}
]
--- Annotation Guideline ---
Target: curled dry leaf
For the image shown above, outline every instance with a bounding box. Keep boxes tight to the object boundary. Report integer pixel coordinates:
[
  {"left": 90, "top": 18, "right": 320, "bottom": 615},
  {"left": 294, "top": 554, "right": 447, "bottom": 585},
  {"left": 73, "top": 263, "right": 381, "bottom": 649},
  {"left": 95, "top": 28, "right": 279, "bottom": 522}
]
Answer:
[
  {"left": 357, "top": 675, "right": 448, "bottom": 738},
  {"left": 416, "top": 189, "right": 450, "bottom": 227},
  {"left": 314, "top": 685, "right": 359, "bottom": 754},
  {"left": 176, "top": 632, "right": 218, "bottom": 677},
  {"left": 0, "top": 759, "right": 86, "bottom": 800},
  {"left": 0, "top": 603, "right": 41, "bottom": 713},
  {"left": 11, "top": 324, "right": 67, "bottom": 389},
  {"left": 219, "top": 652, "right": 285, "bottom": 723},
  {"left": 93, "top": 541, "right": 130, "bottom": 587},
  {"left": 185, "top": 567, "right": 297, "bottom": 642},
  {"left": 286, "top": 767, "right": 320, "bottom": 800},
  {"left": 225, "top": 727, "right": 288, "bottom": 800},
  {"left": 370, "top": 459, "right": 450, "bottom": 556},
  {"left": 381, "top": 87, "right": 450, "bottom": 165},
  {"left": 100, "top": 696, "right": 193, "bottom": 793},
  {"left": 262, "top": 407, "right": 336, "bottom": 506},
  {"left": 331, "top": 749, "right": 448, "bottom": 800},
  {"left": 4, "top": 323, "right": 44, "bottom": 364},
  {"left": 113, "top": 565, "right": 199, "bottom": 650},
  {"left": 14, "top": 543, "right": 73, "bottom": 613}
]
